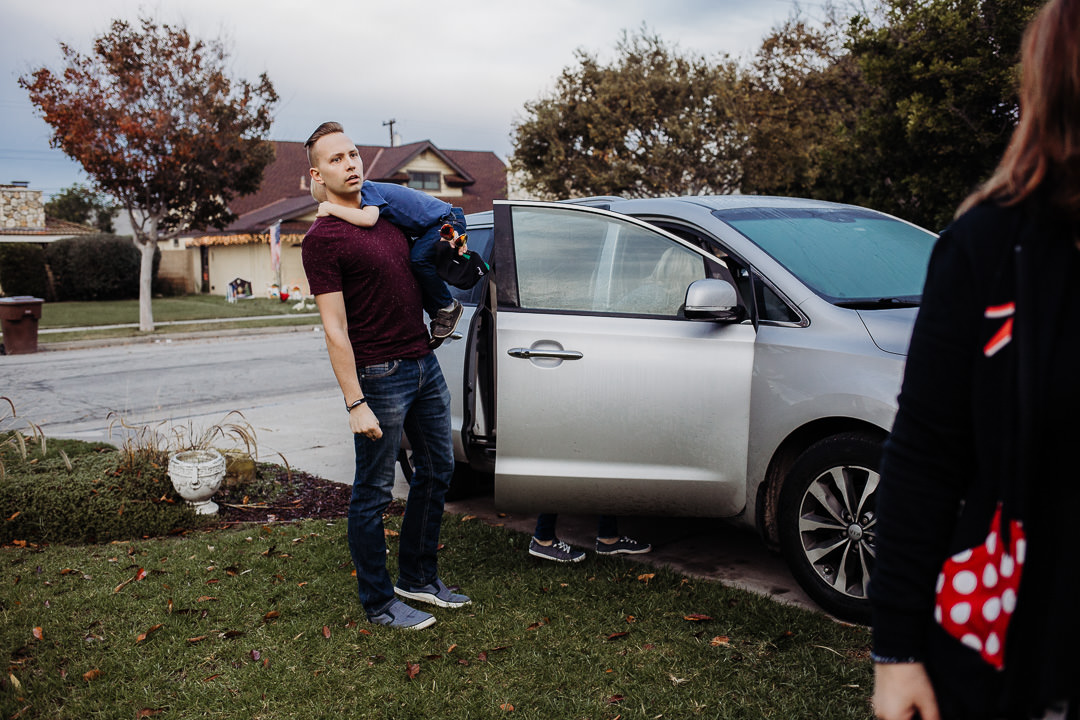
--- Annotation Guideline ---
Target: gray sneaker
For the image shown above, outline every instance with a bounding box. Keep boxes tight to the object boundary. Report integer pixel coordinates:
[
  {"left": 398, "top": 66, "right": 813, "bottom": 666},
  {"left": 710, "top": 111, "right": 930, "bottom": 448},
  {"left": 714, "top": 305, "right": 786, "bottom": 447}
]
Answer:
[
  {"left": 430, "top": 300, "right": 463, "bottom": 339},
  {"left": 394, "top": 578, "right": 471, "bottom": 608},
  {"left": 529, "top": 537, "right": 586, "bottom": 563},
  {"left": 367, "top": 599, "right": 435, "bottom": 630},
  {"left": 595, "top": 536, "right": 652, "bottom": 555}
]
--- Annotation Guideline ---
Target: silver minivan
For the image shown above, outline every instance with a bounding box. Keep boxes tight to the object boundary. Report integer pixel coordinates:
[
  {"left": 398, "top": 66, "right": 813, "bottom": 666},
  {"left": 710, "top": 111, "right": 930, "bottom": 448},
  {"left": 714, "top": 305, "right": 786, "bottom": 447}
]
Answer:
[{"left": 435, "top": 196, "right": 936, "bottom": 621}]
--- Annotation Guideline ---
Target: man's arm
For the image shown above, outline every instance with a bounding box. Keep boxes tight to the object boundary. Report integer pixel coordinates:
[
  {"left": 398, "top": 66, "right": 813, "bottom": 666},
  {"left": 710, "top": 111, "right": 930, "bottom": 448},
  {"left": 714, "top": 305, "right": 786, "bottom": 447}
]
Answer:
[
  {"left": 314, "top": 292, "right": 382, "bottom": 440},
  {"left": 317, "top": 201, "right": 380, "bottom": 228}
]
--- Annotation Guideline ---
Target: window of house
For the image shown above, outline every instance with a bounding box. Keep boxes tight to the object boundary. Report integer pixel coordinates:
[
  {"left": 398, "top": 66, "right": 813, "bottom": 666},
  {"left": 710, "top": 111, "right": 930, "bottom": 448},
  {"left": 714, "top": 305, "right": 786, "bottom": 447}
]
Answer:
[{"left": 407, "top": 172, "right": 440, "bottom": 191}]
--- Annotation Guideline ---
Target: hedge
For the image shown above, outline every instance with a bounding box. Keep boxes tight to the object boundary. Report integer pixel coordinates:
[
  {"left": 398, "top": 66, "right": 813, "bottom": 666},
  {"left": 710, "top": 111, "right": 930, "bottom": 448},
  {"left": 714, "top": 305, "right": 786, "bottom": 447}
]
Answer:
[
  {"left": 45, "top": 235, "right": 160, "bottom": 301},
  {"left": 0, "top": 243, "right": 50, "bottom": 299}
]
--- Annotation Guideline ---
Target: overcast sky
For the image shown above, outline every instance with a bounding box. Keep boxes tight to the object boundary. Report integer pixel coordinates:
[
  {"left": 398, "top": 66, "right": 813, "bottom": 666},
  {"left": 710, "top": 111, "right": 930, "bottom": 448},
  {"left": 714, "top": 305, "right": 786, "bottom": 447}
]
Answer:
[{"left": 2, "top": 0, "right": 810, "bottom": 198}]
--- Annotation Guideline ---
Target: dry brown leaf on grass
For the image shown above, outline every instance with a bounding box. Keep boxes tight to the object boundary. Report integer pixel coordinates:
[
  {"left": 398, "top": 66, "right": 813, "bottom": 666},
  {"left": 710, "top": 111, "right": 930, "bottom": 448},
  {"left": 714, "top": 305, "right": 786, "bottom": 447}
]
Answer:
[
  {"left": 710, "top": 635, "right": 731, "bottom": 646},
  {"left": 82, "top": 668, "right": 101, "bottom": 682},
  {"left": 606, "top": 632, "right": 629, "bottom": 641},
  {"left": 405, "top": 662, "right": 420, "bottom": 680},
  {"left": 135, "top": 624, "right": 163, "bottom": 644},
  {"left": 113, "top": 568, "right": 148, "bottom": 594},
  {"left": 683, "top": 613, "right": 713, "bottom": 622},
  {"left": 322, "top": 626, "right": 331, "bottom": 639},
  {"left": 263, "top": 611, "right": 280, "bottom": 622},
  {"left": 187, "top": 635, "right": 208, "bottom": 644},
  {"left": 135, "top": 709, "right": 163, "bottom": 718},
  {"left": 499, "top": 703, "right": 515, "bottom": 711},
  {"left": 31, "top": 627, "right": 42, "bottom": 640},
  {"left": 637, "top": 573, "right": 655, "bottom": 584}
]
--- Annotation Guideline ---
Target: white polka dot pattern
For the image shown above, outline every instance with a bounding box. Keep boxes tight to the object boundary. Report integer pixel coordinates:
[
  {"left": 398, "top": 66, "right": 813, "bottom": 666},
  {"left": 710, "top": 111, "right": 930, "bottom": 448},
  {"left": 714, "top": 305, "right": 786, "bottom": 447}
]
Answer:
[{"left": 934, "top": 504, "right": 1025, "bottom": 670}]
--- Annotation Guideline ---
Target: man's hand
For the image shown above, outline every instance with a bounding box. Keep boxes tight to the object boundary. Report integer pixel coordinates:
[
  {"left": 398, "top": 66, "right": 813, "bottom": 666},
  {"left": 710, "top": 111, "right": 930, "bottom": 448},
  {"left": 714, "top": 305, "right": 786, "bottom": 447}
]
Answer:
[
  {"left": 349, "top": 403, "right": 382, "bottom": 440},
  {"left": 316, "top": 201, "right": 334, "bottom": 218},
  {"left": 872, "top": 663, "right": 940, "bottom": 720}
]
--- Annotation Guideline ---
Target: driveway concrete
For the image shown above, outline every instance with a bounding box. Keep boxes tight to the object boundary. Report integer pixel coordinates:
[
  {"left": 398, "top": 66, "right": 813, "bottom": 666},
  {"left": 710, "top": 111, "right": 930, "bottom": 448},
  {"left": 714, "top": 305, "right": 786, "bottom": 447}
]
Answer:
[{"left": 3, "top": 327, "right": 817, "bottom": 614}]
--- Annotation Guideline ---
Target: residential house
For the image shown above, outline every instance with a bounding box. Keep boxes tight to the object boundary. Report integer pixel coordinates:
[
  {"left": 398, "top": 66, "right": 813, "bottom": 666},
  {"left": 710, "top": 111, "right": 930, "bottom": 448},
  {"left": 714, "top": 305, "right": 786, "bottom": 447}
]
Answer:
[
  {"left": 184, "top": 139, "right": 507, "bottom": 298},
  {"left": 0, "top": 183, "right": 98, "bottom": 244},
  {"left": 0, "top": 183, "right": 98, "bottom": 296}
]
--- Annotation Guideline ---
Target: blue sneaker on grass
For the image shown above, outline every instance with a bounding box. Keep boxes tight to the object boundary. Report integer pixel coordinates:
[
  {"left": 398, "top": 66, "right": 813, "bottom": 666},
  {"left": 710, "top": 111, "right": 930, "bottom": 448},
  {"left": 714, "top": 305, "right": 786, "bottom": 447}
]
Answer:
[
  {"left": 394, "top": 578, "right": 471, "bottom": 608},
  {"left": 367, "top": 599, "right": 435, "bottom": 630}
]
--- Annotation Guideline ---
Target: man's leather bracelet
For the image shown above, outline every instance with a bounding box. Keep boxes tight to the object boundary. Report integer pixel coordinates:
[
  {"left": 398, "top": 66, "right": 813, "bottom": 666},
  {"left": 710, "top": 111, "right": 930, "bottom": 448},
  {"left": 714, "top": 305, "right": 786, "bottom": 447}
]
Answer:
[{"left": 345, "top": 397, "right": 368, "bottom": 412}]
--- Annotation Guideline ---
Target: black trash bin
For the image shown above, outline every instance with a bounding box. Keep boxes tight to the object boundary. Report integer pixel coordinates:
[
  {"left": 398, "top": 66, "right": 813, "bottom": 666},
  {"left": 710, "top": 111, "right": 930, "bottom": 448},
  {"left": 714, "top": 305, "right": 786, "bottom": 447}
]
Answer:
[{"left": 0, "top": 296, "right": 44, "bottom": 355}]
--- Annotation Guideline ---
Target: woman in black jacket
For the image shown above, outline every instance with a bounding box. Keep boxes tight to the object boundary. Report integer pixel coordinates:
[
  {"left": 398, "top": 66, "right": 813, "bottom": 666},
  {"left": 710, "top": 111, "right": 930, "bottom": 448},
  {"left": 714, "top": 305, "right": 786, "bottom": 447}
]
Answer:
[{"left": 870, "top": 0, "right": 1080, "bottom": 717}]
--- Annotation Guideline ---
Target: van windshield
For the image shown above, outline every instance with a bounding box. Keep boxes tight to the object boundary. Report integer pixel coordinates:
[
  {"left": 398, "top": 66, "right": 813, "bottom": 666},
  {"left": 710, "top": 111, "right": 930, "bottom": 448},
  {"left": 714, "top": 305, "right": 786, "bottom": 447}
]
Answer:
[{"left": 712, "top": 207, "right": 937, "bottom": 305}]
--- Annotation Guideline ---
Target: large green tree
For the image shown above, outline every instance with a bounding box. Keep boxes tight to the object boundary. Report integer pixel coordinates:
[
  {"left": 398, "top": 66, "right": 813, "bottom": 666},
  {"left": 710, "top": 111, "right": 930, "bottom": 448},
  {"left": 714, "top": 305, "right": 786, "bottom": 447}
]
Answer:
[
  {"left": 836, "top": 0, "right": 1039, "bottom": 229},
  {"left": 44, "top": 184, "right": 118, "bottom": 233},
  {"left": 739, "top": 12, "right": 870, "bottom": 201},
  {"left": 511, "top": 29, "right": 745, "bottom": 199},
  {"left": 20, "top": 17, "right": 277, "bottom": 331}
]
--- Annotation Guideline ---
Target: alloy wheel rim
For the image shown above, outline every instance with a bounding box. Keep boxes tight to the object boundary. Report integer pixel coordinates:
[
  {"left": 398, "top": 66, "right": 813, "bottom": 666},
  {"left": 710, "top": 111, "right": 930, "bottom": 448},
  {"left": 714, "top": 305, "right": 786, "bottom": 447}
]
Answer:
[{"left": 796, "top": 464, "right": 879, "bottom": 600}]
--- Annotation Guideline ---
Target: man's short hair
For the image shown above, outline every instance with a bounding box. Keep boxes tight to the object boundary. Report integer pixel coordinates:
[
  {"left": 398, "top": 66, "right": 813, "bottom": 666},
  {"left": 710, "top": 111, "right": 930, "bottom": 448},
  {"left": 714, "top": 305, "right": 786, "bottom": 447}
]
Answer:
[{"left": 305, "top": 121, "right": 344, "bottom": 168}]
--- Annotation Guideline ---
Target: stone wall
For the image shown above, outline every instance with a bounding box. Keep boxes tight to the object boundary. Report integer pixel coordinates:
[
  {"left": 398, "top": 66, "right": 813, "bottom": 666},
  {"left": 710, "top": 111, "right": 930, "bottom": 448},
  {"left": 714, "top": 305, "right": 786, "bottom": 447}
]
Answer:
[{"left": 0, "top": 185, "right": 46, "bottom": 230}]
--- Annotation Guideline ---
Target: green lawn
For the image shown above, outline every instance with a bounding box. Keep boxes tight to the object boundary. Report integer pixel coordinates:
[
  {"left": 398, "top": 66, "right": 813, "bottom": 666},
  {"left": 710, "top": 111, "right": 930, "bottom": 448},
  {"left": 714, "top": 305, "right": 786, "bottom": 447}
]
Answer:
[
  {"left": 0, "top": 436, "right": 874, "bottom": 719},
  {"left": 8, "top": 296, "right": 321, "bottom": 344},
  {"left": 1, "top": 516, "right": 874, "bottom": 719},
  {"left": 38, "top": 296, "right": 315, "bottom": 329}
]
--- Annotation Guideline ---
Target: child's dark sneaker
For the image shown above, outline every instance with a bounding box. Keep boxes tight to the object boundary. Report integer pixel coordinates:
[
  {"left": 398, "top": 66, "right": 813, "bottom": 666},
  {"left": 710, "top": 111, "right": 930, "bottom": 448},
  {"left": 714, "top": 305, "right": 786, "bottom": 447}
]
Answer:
[
  {"left": 595, "top": 536, "right": 652, "bottom": 555},
  {"left": 529, "top": 537, "right": 586, "bottom": 563},
  {"left": 430, "top": 300, "right": 463, "bottom": 340}
]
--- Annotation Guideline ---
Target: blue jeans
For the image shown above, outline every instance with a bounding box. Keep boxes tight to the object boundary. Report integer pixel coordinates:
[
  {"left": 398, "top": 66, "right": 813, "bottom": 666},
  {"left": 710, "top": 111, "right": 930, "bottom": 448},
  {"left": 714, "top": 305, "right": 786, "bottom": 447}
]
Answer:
[
  {"left": 411, "top": 207, "right": 466, "bottom": 318},
  {"left": 534, "top": 514, "right": 619, "bottom": 541},
  {"left": 349, "top": 352, "right": 455, "bottom": 615}
]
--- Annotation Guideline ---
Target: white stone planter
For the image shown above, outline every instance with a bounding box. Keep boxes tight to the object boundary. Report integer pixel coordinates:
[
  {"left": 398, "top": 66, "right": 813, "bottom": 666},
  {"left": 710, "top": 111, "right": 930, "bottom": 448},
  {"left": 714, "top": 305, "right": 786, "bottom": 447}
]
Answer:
[{"left": 168, "top": 449, "right": 226, "bottom": 515}]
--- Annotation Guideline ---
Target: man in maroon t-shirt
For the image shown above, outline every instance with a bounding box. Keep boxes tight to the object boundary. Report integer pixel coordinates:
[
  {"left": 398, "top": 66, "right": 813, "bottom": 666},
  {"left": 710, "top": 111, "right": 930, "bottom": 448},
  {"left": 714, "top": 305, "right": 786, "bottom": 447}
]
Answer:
[{"left": 301, "top": 122, "right": 469, "bottom": 630}]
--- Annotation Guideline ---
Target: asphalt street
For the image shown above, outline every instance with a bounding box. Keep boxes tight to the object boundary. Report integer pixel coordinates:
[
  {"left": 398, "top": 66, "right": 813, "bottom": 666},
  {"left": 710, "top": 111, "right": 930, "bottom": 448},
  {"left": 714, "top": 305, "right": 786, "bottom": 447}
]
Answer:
[{"left": 1, "top": 327, "right": 817, "bottom": 614}]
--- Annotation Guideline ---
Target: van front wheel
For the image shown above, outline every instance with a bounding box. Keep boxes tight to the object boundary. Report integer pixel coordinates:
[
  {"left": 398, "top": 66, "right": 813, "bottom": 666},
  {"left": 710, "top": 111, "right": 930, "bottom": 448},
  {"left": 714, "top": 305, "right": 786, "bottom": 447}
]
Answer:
[{"left": 778, "top": 433, "right": 882, "bottom": 623}]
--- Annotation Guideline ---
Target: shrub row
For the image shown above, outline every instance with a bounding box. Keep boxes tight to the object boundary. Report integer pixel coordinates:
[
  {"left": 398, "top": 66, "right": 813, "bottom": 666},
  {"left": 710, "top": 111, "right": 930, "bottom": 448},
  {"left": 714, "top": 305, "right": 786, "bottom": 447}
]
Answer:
[
  {"left": 0, "top": 444, "right": 204, "bottom": 545},
  {"left": 0, "top": 235, "right": 160, "bottom": 301}
]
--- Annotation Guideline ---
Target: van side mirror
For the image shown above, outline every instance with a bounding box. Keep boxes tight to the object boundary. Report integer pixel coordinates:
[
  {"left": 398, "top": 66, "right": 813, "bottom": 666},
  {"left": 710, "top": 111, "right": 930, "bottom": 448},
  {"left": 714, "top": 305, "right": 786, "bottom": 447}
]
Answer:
[{"left": 684, "top": 278, "right": 745, "bottom": 323}]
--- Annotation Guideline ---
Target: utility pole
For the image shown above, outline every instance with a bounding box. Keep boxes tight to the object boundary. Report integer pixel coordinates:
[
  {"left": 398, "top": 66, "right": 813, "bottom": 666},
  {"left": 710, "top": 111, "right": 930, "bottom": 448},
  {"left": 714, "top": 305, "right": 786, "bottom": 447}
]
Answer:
[{"left": 382, "top": 119, "right": 397, "bottom": 147}]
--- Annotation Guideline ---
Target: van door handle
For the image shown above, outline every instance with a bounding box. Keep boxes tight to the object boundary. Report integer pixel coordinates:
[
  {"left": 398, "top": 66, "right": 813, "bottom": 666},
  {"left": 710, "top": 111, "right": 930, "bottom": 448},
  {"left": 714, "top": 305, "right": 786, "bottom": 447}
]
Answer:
[{"left": 507, "top": 348, "right": 583, "bottom": 360}]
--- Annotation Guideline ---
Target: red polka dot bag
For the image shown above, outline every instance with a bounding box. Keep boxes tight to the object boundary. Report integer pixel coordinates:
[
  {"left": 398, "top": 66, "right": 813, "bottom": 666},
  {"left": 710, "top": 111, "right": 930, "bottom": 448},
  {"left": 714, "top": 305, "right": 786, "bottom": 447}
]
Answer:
[{"left": 934, "top": 502, "right": 1026, "bottom": 669}]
